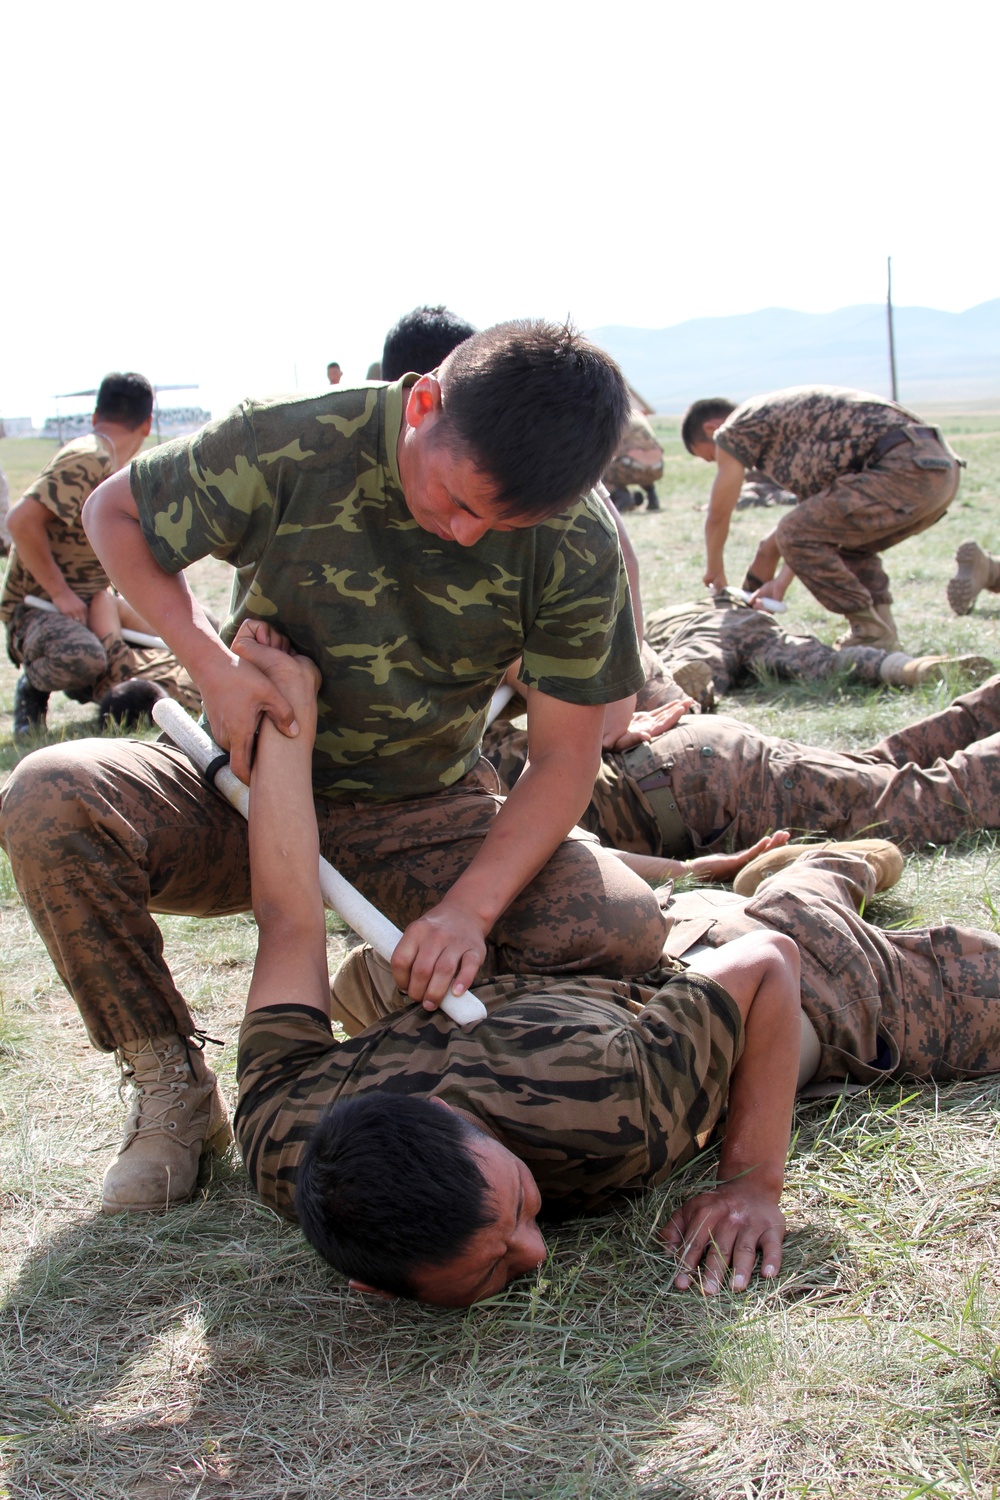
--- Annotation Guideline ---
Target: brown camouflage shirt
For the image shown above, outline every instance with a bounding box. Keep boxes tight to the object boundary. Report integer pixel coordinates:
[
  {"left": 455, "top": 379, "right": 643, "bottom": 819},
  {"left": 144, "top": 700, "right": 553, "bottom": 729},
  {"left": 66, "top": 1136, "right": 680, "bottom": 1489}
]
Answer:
[
  {"left": 0, "top": 433, "right": 114, "bottom": 622},
  {"left": 131, "top": 380, "right": 642, "bottom": 802},
  {"left": 235, "top": 971, "right": 742, "bottom": 1220},
  {"left": 713, "top": 386, "right": 919, "bottom": 498}
]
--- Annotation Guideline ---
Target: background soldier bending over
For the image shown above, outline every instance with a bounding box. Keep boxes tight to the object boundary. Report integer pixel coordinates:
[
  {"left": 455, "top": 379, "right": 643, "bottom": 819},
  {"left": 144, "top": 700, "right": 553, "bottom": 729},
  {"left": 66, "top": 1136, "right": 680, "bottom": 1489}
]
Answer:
[{"left": 683, "top": 386, "right": 963, "bottom": 652}]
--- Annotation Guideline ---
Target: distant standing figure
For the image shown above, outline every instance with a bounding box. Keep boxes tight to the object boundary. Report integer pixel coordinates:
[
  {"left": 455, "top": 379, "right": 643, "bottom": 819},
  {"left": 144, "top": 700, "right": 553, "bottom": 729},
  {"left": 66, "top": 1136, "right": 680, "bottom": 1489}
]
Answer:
[
  {"left": 683, "top": 386, "right": 964, "bottom": 652},
  {"left": 326, "top": 362, "right": 342, "bottom": 386}
]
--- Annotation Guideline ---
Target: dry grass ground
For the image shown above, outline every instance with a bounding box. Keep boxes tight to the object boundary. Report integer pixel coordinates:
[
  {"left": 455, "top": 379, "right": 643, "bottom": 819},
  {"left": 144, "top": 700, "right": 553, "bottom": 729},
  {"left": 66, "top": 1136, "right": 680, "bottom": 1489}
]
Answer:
[{"left": 1, "top": 419, "right": 999, "bottom": 1499}]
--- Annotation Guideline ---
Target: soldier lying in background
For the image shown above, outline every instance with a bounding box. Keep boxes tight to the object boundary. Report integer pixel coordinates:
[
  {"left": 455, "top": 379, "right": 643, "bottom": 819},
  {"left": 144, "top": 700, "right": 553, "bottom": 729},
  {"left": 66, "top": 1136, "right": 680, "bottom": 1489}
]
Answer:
[
  {"left": 735, "top": 469, "right": 797, "bottom": 509},
  {"left": 641, "top": 591, "right": 992, "bottom": 709},
  {"left": 484, "top": 669, "right": 1000, "bottom": 858},
  {"left": 236, "top": 626, "right": 1000, "bottom": 1306}
]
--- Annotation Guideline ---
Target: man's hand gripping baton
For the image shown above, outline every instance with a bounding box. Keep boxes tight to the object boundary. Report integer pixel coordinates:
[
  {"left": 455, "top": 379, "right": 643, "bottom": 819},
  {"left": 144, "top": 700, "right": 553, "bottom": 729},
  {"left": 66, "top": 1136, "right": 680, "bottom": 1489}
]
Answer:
[{"left": 151, "top": 698, "right": 487, "bottom": 1026}]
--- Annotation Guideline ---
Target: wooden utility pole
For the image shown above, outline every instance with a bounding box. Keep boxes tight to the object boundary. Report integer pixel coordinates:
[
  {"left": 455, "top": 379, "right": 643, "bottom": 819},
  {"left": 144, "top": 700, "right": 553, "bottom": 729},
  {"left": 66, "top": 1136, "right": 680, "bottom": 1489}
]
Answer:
[{"left": 886, "top": 255, "right": 899, "bottom": 402}]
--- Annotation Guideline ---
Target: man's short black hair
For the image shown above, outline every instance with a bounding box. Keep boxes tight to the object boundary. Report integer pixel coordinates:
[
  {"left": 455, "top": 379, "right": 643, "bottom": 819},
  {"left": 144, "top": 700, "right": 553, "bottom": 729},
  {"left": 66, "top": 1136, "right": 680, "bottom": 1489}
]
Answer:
[
  {"left": 436, "top": 320, "right": 630, "bottom": 520},
  {"left": 296, "top": 1092, "right": 494, "bottom": 1298},
  {"left": 680, "top": 398, "right": 737, "bottom": 454},
  {"left": 97, "top": 677, "right": 167, "bottom": 731},
  {"left": 381, "top": 305, "right": 478, "bottom": 383},
  {"left": 95, "top": 372, "right": 154, "bottom": 430}
]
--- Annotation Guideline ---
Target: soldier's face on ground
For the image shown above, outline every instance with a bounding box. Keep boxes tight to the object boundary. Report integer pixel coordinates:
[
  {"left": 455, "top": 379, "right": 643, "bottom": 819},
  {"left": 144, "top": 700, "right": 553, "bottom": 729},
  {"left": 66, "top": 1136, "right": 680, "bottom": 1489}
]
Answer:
[
  {"left": 691, "top": 438, "right": 718, "bottom": 463},
  {"left": 399, "top": 377, "right": 535, "bottom": 546},
  {"left": 406, "top": 1132, "right": 547, "bottom": 1307}
]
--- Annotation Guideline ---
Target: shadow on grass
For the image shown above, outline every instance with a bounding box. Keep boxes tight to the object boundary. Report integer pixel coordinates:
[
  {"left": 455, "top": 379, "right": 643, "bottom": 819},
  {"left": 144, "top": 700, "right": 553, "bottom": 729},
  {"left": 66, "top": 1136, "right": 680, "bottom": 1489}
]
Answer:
[{"left": 0, "top": 1135, "right": 855, "bottom": 1500}]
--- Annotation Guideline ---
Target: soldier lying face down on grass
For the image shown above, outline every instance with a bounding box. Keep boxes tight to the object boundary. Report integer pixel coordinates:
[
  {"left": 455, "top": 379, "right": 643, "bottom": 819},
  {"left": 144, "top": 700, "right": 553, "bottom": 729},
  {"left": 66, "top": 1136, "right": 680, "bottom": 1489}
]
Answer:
[{"left": 234, "top": 624, "right": 1000, "bottom": 1307}]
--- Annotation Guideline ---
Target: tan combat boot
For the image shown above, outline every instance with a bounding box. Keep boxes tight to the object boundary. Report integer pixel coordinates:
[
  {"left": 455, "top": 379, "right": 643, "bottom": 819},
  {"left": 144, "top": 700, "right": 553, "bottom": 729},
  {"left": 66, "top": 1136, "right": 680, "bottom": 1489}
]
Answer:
[
  {"left": 947, "top": 540, "right": 1000, "bottom": 616},
  {"left": 733, "top": 838, "right": 904, "bottom": 897},
  {"left": 670, "top": 659, "right": 717, "bottom": 711},
  {"left": 102, "top": 1034, "right": 232, "bottom": 1213},
  {"left": 879, "top": 651, "right": 995, "bottom": 687},
  {"left": 835, "top": 606, "right": 900, "bottom": 652}
]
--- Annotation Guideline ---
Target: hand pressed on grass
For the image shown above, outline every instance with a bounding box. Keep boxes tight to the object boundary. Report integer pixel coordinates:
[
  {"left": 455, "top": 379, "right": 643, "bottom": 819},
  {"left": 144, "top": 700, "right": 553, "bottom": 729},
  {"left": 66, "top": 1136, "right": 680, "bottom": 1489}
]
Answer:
[{"left": 661, "top": 1178, "right": 786, "bottom": 1294}]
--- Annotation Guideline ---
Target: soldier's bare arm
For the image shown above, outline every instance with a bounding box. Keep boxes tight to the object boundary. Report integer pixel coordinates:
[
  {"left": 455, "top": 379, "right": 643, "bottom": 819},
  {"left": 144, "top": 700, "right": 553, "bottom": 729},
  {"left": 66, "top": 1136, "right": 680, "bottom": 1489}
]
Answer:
[
  {"left": 660, "top": 931, "right": 800, "bottom": 1293},
  {"left": 703, "top": 449, "right": 746, "bottom": 591},
  {"left": 84, "top": 470, "right": 298, "bottom": 783},
  {"left": 391, "top": 686, "right": 605, "bottom": 1008},
  {"left": 235, "top": 623, "right": 329, "bottom": 1018},
  {"left": 6, "top": 495, "right": 88, "bottom": 623}
]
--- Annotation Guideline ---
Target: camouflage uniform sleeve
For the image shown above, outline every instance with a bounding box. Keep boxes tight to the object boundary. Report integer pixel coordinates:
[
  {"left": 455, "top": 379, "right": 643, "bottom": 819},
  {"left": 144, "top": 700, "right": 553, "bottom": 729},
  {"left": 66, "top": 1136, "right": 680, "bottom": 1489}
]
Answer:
[
  {"left": 630, "top": 973, "right": 743, "bottom": 1190},
  {"left": 25, "top": 445, "right": 112, "bottom": 526},
  {"left": 453, "top": 974, "right": 743, "bottom": 1212},
  {"left": 713, "top": 410, "right": 761, "bottom": 473},
  {"left": 519, "top": 496, "right": 644, "bottom": 705},
  {"left": 130, "top": 402, "right": 273, "bottom": 575},
  {"left": 234, "top": 1005, "right": 341, "bottom": 1207}
]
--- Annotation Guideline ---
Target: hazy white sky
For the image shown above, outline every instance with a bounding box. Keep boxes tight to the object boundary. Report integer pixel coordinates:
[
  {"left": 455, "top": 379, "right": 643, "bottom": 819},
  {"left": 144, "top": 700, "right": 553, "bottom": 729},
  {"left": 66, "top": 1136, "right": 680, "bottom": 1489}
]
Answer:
[{"left": 3, "top": 0, "right": 997, "bottom": 422}]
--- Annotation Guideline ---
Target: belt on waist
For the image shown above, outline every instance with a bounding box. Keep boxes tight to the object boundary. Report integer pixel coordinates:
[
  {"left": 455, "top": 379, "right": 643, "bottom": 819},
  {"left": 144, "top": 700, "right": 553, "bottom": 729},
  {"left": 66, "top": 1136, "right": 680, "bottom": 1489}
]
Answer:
[
  {"left": 620, "top": 741, "right": 693, "bottom": 858},
  {"left": 865, "top": 424, "right": 944, "bottom": 467}
]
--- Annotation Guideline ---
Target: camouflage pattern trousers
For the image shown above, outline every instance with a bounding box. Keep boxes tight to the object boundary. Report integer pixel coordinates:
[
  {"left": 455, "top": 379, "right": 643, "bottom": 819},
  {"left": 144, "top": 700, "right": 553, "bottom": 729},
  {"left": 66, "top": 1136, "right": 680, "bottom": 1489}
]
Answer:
[
  {"left": 774, "top": 432, "right": 961, "bottom": 616},
  {"left": 664, "top": 848, "right": 1000, "bottom": 1084},
  {"left": 7, "top": 605, "right": 200, "bottom": 710},
  {"left": 0, "top": 740, "right": 667, "bottom": 1052},
  {"left": 483, "top": 675, "right": 1000, "bottom": 857},
  {"left": 644, "top": 597, "right": 887, "bottom": 697}
]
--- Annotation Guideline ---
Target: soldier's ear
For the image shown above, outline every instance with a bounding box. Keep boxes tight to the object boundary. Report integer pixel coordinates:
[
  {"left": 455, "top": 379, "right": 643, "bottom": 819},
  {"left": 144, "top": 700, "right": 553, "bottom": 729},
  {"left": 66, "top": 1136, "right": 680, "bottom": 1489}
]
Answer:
[
  {"left": 404, "top": 375, "right": 443, "bottom": 430},
  {"left": 349, "top": 1279, "right": 397, "bottom": 1301}
]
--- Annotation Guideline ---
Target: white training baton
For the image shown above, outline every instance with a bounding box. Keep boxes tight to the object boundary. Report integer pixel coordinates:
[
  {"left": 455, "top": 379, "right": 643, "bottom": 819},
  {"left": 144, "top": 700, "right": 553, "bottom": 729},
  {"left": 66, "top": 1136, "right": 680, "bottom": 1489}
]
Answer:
[
  {"left": 485, "top": 681, "right": 515, "bottom": 725},
  {"left": 723, "top": 586, "right": 787, "bottom": 614},
  {"left": 151, "top": 698, "right": 487, "bottom": 1027},
  {"left": 24, "top": 594, "right": 169, "bottom": 648}
]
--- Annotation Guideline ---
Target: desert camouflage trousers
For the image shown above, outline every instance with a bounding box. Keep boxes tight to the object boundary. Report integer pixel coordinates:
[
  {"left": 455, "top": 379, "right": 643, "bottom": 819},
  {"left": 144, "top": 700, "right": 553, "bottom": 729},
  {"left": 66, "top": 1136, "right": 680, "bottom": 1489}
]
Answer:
[
  {"left": 664, "top": 848, "right": 1000, "bottom": 1084},
  {"left": 0, "top": 740, "right": 667, "bottom": 1052},
  {"left": 483, "top": 675, "right": 1000, "bottom": 856},
  {"left": 774, "top": 432, "right": 961, "bottom": 615},
  {"left": 7, "top": 604, "right": 199, "bottom": 710},
  {"left": 645, "top": 598, "right": 887, "bottom": 697}
]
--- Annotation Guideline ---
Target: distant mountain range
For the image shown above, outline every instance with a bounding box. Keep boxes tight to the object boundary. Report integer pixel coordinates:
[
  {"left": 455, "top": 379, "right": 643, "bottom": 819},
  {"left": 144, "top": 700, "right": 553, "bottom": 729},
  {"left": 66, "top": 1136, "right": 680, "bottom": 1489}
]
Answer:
[{"left": 590, "top": 299, "right": 1000, "bottom": 412}]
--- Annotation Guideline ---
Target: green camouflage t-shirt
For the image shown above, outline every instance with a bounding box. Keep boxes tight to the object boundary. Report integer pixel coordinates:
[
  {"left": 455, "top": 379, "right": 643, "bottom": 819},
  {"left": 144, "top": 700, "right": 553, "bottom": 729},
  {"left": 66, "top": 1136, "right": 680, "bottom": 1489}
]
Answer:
[
  {"left": 1, "top": 433, "right": 114, "bottom": 623},
  {"left": 130, "top": 381, "right": 643, "bottom": 801},
  {"left": 714, "top": 385, "right": 917, "bottom": 498},
  {"left": 235, "top": 971, "right": 743, "bottom": 1219}
]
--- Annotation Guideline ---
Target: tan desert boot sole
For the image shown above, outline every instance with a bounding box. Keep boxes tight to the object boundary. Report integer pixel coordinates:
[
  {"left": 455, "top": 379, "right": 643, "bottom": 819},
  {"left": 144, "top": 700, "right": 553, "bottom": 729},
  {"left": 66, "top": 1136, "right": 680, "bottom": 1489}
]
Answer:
[{"left": 733, "top": 838, "right": 905, "bottom": 898}]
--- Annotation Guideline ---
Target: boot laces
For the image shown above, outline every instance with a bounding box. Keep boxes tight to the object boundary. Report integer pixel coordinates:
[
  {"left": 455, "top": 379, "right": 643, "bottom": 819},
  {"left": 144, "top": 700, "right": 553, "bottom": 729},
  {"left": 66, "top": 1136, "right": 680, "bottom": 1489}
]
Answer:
[{"left": 117, "top": 1036, "right": 195, "bottom": 1136}]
